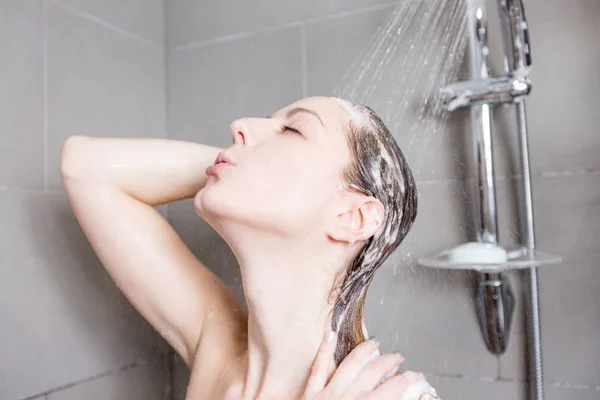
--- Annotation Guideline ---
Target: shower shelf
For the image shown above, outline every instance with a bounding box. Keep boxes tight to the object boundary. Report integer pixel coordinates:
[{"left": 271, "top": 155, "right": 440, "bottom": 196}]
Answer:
[{"left": 418, "top": 242, "right": 562, "bottom": 272}]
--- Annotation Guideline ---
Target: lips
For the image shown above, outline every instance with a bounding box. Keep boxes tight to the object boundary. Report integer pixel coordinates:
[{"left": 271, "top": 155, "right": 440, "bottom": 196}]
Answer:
[
  {"left": 206, "top": 151, "right": 235, "bottom": 176},
  {"left": 214, "top": 151, "right": 234, "bottom": 166}
]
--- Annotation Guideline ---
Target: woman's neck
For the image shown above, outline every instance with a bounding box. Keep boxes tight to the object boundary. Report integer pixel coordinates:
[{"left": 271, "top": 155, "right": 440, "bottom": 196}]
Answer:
[{"left": 232, "top": 239, "right": 344, "bottom": 400}]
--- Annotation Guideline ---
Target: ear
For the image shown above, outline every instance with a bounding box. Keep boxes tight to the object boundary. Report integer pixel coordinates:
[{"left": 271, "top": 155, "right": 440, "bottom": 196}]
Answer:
[{"left": 328, "top": 194, "right": 385, "bottom": 244}]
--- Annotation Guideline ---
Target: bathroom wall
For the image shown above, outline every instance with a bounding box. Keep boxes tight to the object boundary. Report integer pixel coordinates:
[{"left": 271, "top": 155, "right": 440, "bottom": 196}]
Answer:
[
  {"left": 166, "top": 0, "right": 600, "bottom": 400},
  {"left": 0, "top": 1, "right": 170, "bottom": 399}
]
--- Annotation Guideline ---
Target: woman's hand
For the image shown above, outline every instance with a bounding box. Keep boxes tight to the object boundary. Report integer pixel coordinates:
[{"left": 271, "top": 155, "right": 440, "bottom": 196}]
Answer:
[{"left": 300, "top": 331, "right": 440, "bottom": 400}]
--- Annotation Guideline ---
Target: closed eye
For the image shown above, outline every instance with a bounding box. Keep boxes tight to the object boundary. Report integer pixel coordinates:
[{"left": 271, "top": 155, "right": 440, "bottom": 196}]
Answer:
[{"left": 279, "top": 124, "right": 302, "bottom": 136}]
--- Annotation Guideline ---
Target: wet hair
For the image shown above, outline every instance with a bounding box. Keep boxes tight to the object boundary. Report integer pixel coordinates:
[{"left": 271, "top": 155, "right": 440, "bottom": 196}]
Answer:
[{"left": 328, "top": 98, "right": 418, "bottom": 366}]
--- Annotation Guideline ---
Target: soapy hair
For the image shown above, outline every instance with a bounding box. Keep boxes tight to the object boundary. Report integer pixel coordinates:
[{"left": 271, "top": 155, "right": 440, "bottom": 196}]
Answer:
[{"left": 329, "top": 98, "right": 418, "bottom": 366}]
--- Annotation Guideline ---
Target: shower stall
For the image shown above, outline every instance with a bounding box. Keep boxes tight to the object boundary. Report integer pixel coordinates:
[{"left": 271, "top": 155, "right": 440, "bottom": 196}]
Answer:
[
  {"left": 4, "top": 0, "right": 597, "bottom": 399},
  {"left": 419, "top": 1, "right": 561, "bottom": 400}
]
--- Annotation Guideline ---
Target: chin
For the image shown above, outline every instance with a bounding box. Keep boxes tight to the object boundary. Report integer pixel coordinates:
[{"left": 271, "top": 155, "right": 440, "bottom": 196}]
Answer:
[
  {"left": 194, "top": 184, "right": 226, "bottom": 221},
  {"left": 194, "top": 184, "right": 253, "bottom": 230}
]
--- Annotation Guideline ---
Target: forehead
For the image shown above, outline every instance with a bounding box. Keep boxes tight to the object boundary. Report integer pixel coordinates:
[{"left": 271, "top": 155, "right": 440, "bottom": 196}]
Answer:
[{"left": 276, "top": 96, "right": 353, "bottom": 134}]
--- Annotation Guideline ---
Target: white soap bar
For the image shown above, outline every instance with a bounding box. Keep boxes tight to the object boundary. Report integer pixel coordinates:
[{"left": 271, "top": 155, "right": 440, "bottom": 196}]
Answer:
[
  {"left": 447, "top": 242, "right": 507, "bottom": 264},
  {"left": 401, "top": 379, "right": 440, "bottom": 400}
]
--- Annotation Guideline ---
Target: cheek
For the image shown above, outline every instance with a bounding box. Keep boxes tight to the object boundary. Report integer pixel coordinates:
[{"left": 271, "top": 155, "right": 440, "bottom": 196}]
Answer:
[{"left": 253, "top": 160, "right": 324, "bottom": 214}]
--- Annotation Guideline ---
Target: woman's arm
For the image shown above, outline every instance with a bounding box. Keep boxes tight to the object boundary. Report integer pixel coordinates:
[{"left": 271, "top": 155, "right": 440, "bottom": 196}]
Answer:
[
  {"left": 60, "top": 135, "right": 220, "bottom": 204},
  {"left": 60, "top": 136, "right": 248, "bottom": 367}
]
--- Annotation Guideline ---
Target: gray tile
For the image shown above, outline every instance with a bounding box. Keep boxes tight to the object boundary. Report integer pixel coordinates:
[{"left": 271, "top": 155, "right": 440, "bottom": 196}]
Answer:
[
  {"left": 518, "top": 0, "right": 600, "bottom": 174},
  {"left": 52, "top": 0, "right": 164, "bottom": 44},
  {"left": 305, "top": 6, "right": 391, "bottom": 97},
  {"left": 46, "top": 363, "right": 169, "bottom": 400},
  {"left": 306, "top": 6, "right": 473, "bottom": 182},
  {"left": 46, "top": 3, "right": 166, "bottom": 189},
  {"left": 167, "top": 0, "right": 395, "bottom": 47},
  {"left": 173, "top": 353, "right": 190, "bottom": 400},
  {"left": 49, "top": 0, "right": 165, "bottom": 45},
  {"left": 168, "top": 27, "right": 303, "bottom": 146},
  {"left": 546, "top": 385, "right": 600, "bottom": 400},
  {"left": 427, "top": 376, "right": 526, "bottom": 400},
  {"left": 500, "top": 174, "right": 600, "bottom": 386},
  {"left": 0, "top": 189, "right": 170, "bottom": 400},
  {"left": 154, "top": 203, "right": 168, "bottom": 219},
  {"left": 0, "top": 0, "right": 44, "bottom": 188},
  {"left": 365, "top": 180, "right": 499, "bottom": 377}
]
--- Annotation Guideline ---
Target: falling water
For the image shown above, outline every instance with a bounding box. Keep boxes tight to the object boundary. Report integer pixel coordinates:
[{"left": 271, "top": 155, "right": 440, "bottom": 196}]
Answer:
[{"left": 335, "top": 0, "right": 468, "bottom": 175}]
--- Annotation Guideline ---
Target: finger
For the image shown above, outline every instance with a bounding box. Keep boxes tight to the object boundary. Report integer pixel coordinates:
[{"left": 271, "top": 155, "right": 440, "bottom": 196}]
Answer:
[
  {"left": 346, "top": 352, "right": 405, "bottom": 395},
  {"left": 326, "top": 336, "right": 381, "bottom": 394},
  {"left": 370, "top": 371, "right": 440, "bottom": 400},
  {"left": 303, "top": 330, "right": 338, "bottom": 398}
]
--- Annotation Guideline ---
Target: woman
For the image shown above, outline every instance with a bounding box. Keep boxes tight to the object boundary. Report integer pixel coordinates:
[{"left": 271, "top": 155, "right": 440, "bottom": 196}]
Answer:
[{"left": 60, "top": 96, "right": 439, "bottom": 399}]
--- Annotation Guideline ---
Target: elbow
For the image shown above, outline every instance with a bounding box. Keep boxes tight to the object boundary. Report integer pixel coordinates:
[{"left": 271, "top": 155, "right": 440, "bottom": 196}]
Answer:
[{"left": 60, "top": 135, "right": 92, "bottom": 181}]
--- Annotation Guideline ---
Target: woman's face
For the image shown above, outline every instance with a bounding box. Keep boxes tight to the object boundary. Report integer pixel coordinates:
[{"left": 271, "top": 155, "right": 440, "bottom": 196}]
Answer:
[{"left": 195, "top": 96, "right": 356, "bottom": 238}]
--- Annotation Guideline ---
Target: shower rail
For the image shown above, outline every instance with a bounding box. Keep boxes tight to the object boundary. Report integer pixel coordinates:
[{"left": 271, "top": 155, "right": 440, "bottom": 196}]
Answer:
[{"left": 418, "top": 1, "right": 562, "bottom": 400}]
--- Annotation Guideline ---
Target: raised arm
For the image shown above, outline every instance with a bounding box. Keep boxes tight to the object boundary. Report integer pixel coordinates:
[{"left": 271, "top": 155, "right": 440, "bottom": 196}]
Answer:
[{"left": 60, "top": 136, "right": 247, "bottom": 367}]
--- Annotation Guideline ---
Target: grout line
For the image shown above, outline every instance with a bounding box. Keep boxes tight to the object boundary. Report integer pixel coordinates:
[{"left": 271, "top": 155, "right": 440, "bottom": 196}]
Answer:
[
  {"left": 422, "top": 371, "right": 600, "bottom": 390},
  {"left": 416, "top": 167, "right": 600, "bottom": 186},
  {"left": 415, "top": 174, "right": 521, "bottom": 186},
  {"left": 174, "top": 1, "right": 398, "bottom": 51},
  {"left": 162, "top": 0, "right": 168, "bottom": 48},
  {"left": 21, "top": 362, "right": 140, "bottom": 400},
  {"left": 46, "top": 0, "right": 163, "bottom": 48},
  {"left": 422, "top": 371, "right": 500, "bottom": 382},
  {"left": 536, "top": 168, "right": 600, "bottom": 178},
  {"left": 547, "top": 381, "right": 600, "bottom": 391},
  {"left": 300, "top": 23, "right": 308, "bottom": 98},
  {"left": 43, "top": 0, "right": 49, "bottom": 192},
  {"left": 0, "top": 185, "right": 65, "bottom": 194},
  {"left": 163, "top": 0, "right": 170, "bottom": 143},
  {"left": 175, "top": 22, "right": 303, "bottom": 51}
]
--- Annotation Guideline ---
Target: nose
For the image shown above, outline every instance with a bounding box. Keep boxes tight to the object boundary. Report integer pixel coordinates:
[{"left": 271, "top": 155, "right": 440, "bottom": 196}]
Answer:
[
  {"left": 229, "top": 117, "right": 275, "bottom": 146},
  {"left": 230, "top": 119, "right": 248, "bottom": 145}
]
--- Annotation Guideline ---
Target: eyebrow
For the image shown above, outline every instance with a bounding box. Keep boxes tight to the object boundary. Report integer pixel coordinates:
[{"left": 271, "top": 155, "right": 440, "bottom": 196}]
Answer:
[{"left": 269, "top": 107, "right": 325, "bottom": 127}]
